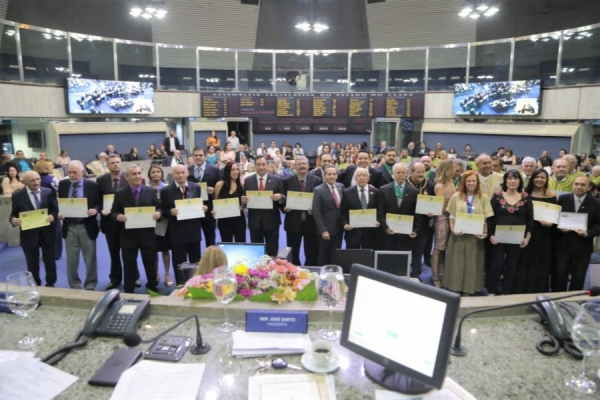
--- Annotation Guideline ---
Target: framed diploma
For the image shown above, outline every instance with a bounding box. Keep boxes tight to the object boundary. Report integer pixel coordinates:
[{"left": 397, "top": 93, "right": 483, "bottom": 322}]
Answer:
[
  {"left": 246, "top": 190, "right": 273, "bottom": 209},
  {"left": 385, "top": 213, "right": 414, "bottom": 235},
  {"left": 454, "top": 212, "right": 484, "bottom": 235},
  {"left": 103, "top": 194, "right": 114, "bottom": 213},
  {"left": 286, "top": 191, "right": 314, "bottom": 211},
  {"left": 124, "top": 207, "right": 156, "bottom": 229},
  {"left": 494, "top": 225, "right": 525, "bottom": 244},
  {"left": 200, "top": 182, "right": 208, "bottom": 201},
  {"left": 175, "top": 198, "right": 205, "bottom": 220},
  {"left": 532, "top": 201, "right": 561, "bottom": 224},
  {"left": 58, "top": 198, "right": 88, "bottom": 218},
  {"left": 19, "top": 209, "right": 50, "bottom": 231},
  {"left": 558, "top": 212, "right": 588, "bottom": 231},
  {"left": 213, "top": 198, "right": 241, "bottom": 219},
  {"left": 415, "top": 195, "right": 444, "bottom": 216},
  {"left": 349, "top": 209, "right": 377, "bottom": 228}
]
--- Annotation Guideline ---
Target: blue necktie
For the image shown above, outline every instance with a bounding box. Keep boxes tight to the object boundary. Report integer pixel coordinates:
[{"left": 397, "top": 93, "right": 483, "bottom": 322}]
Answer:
[{"left": 32, "top": 191, "right": 40, "bottom": 209}]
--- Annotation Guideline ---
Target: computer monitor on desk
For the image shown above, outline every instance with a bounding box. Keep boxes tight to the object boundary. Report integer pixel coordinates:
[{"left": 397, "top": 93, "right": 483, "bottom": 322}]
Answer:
[
  {"left": 333, "top": 249, "right": 374, "bottom": 274},
  {"left": 374, "top": 251, "right": 411, "bottom": 278},
  {"left": 341, "top": 264, "right": 460, "bottom": 395},
  {"left": 217, "top": 243, "right": 266, "bottom": 267}
]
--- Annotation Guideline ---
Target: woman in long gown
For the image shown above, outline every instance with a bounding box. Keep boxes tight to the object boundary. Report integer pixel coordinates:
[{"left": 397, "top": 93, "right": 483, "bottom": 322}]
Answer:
[
  {"left": 431, "top": 160, "right": 456, "bottom": 288},
  {"left": 214, "top": 161, "right": 247, "bottom": 243}
]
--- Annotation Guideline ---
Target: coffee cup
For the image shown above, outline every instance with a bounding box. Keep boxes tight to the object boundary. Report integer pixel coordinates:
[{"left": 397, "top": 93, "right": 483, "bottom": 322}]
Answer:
[{"left": 310, "top": 340, "right": 334, "bottom": 368}]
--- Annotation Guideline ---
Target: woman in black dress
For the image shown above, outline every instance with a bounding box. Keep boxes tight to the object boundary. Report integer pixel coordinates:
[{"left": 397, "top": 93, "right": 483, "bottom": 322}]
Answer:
[
  {"left": 487, "top": 170, "right": 534, "bottom": 295},
  {"left": 519, "top": 168, "right": 557, "bottom": 293},
  {"left": 214, "top": 161, "right": 246, "bottom": 243},
  {"left": 148, "top": 165, "right": 173, "bottom": 286}
]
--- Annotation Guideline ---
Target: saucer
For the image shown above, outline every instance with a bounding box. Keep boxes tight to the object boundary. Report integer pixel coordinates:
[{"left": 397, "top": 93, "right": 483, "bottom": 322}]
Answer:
[{"left": 301, "top": 352, "right": 340, "bottom": 373}]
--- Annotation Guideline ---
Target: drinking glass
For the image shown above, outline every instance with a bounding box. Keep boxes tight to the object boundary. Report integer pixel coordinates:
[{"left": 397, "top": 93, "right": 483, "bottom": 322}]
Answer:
[
  {"left": 566, "top": 302, "right": 600, "bottom": 394},
  {"left": 6, "top": 271, "right": 43, "bottom": 349},
  {"left": 317, "top": 265, "right": 345, "bottom": 340},
  {"left": 213, "top": 266, "right": 238, "bottom": 333}
]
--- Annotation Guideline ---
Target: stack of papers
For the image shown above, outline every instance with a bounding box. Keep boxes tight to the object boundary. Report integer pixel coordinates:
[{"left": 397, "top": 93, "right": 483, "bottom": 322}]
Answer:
[
  {"left": 375, "top": 377, "right": 477, "bottom": 400},
  {"left": 232, "top": 331, "right": 311, "bottom": 358},
  {"left": 249, "top": 373, "right": 336, "bottom": 400}
]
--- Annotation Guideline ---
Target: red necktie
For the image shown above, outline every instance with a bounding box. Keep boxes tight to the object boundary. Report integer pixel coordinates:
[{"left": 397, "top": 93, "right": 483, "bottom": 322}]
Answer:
[
  {"left": 299, "top": 180, "right": 305, "bottom": 192},
  {"left": 259, "top": 177, "right": 264, "bottom": 191},
  {"left": 331, "top": 185, "right": 339, "bottom": 207}
]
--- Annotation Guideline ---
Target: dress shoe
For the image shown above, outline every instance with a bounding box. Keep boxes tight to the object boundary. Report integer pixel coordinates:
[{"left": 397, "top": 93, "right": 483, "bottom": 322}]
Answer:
[
  {"left": 106, "top": 282, "right": 121, "bottom": 290},
  {"left": 135, "top": 280, "right": 142, "bottom": 288}
]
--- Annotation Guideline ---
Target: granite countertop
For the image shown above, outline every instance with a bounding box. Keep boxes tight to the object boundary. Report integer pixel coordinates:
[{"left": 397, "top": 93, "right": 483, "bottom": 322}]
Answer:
[{"left": 2, "top": 306, "right": 600, "bottom": 399}]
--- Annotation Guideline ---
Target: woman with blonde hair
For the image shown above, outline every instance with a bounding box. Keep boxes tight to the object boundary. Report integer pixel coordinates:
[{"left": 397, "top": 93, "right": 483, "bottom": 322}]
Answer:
[
  {"left": 430, "top": 160, "right": 456, "bottom": 287},
  {"left": 195, "top": 245, "right": 228, "bottom": 276}
]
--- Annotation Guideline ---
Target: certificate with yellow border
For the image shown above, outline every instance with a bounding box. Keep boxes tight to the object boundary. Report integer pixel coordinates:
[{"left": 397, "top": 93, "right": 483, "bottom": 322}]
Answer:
[
  {"left": 415, "top": 195, "right": 444, "bottom": 216},
  {"left": 20, "top": 209, "right": 50, "bottom": 231},
  {"left": 200, "top": 182, "right": 208, "bottom": 201},
  {"left": 124, "top": 207, "right": 156, "bottom": 229},
  {"left": 58, "top": 198, "right": 88, "bottom": 218},
  {"left": 175, "top": 198, "right": 205, "bottom": 220},
  {"left": 286, "top": 191, "right": 313, "bottom": 211},
  {"left": 103, "top": 194, "right": 114, "bottom": 213},
  {"left": 495, "top": 225, "right": 525, "bottom": 244},
  {"left": 454, "top": 212, "right": 484, "bottom": 235},
  {"left": 213, "top": 198, "right": 241, "bottom": 219},
  {"left": 246, "top": 190, "right": 273, "bottom": 209},
  {"left": 349, "top": 209, "right": 377, "bottom": 228},
  {"left": 532, "top": 201, "right": 561, "bottom": 224},
  {"left": 385, "top": 213, "right": 414, "bottom": 235}
]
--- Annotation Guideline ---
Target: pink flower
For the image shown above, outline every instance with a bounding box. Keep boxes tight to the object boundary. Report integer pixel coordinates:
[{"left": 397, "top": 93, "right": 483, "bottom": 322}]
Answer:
[
  {"left": 522, "top": 192, "right": 528, "bottom": 198},
  {"left": 496, "top": 191, "right": 502, "bottom": 195},
  {"left": 499, "top": 199, "right": 507, "bottom": 205},
  {"left": 517, "top": 201, "right": 524, "bottom": 206},
  {"left": 239, "top": 288, "right": 254, "bottom": 298},
  {"left": 287, "top": 265, "right": 298, "bottom": 274},
  {"left": 507, "top": 207, "right": 515, "bottom": 213},
  {"left": 275, "top": 264, "right": 288, "bottom": 274}
]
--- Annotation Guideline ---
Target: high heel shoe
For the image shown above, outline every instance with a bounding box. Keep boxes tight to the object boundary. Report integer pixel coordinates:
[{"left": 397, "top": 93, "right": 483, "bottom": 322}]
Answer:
[
  {"left": 165, "top": 275, "right": 174, "bottom": 287},
  {"left": 432, "top": 279, "right": 442, "bottom": 288}
]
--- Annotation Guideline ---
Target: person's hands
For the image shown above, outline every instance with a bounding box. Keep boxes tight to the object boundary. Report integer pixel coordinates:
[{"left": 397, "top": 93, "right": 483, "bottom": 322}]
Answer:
[
  {"left": 46, "top": 215, "right": 54, "bottom": 223},
  {"left": 540, "top": 221, "right": 553, "bottom": 227},
  {"left": 58, "top": 213, "right": 65, "bottom": 221},
  {"left": 385, "top": 228, "right": 394, "bottom": 235},
  {"left": 271, "top": 193, "right": 282, "bottom": 202},
  {"left": 519, "top": 237, "right": 530, "bottom": 248},
  {"left": 322, "top": 231, "right": 330, "bottom": 240},
  {"left": 101, "top": 210, "right": 109, "bottom": 216},
  {"left": 490, "top": 235, "right": 498, "bottom": 245},
  {"left": 152, "top": 212, "right": 161, "bottom": 221},
  {"left": 241, "top": 196, "right": 249, "bottom": 204},
  {"left": 170, "top": 208, "right": 178, "bottom": 216},
  {"left": 87, "top": 209, "right": 97, "bottom": 217},
  {"left": 117, "top": 214, "right": 127, "bottom": 222},
  {"left": 344, "top": 224, "right": 352, "bottom": 231},
  {"left": 476, "top": 233, "right": 487, "bottom": 240},
  {"left": 409, "top": 232, "right": 417, "bottom": 238},
  {"left": 11, "top": 217, "right": 21, "bottom": 226}
]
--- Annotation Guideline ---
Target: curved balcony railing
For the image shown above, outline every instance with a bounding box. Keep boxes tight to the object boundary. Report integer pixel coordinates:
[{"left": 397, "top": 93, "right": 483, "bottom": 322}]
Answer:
[{"left": 1, "top": 18, "right": 599, "bottom": 93}]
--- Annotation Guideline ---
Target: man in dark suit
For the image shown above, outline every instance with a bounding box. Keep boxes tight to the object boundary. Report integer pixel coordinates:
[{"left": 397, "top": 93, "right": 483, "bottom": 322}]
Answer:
[
  {"left": 553, "top": 176, "right": 600, "bottom": 291},
  {"left": 283, "top": 156, "right": 322, "bottom": 266},
  {"left": 407, "top": 161, "right": 435, "bottom": 278},
  {"left": 310, "top": 153, "right": 334, "bottom": 180},
  {"left": 340, "top": 167, "right": 380, "bottom": 250},
  {"left": 377, "top": 148, "right": 397, "bottom": 185},
  {"left": 163, "top": 130, "right": 181, "bottom": 156},
  {"left": 105, "top": 144, "right": 119, "bottom": 156},
  {"left": 421, "top": 155, "right": 437, "bottom": 183},
  {"left": 377, "top": 163, "right": 421, "bottom": 252},
  {"left": 340, "top": 150, "right": 383, "bottom": 189},
  {"left": 161, "top": 165, "right": 207, "bottom": 285},
  {"left": 313, "top": 164, "right": 345, "bottom": 265},
  {"left": 235, "top": 147, "right": 254, "bottom": 163},
  {"left": 10, "top": 171, "right": 58, "bottom": 287},
  {"left": 188, "top": 147, "right": 220, "bottom": 247},
  {"left": 376, "top": 140, "right": 389, "bottom": 155},
  {"left": 110, "top": 165, "right": 162, "bottom": 293},
  {"left": 242, "top": 155, "right": 285, "bottom": 257},
  {"left": 58, "top": 160, "right": 100, "bottom": 290},
  {"left": 413, "top": 142, "right": 430, "bottom": 158},
  {"left": 97, "top": 154, "right": 131, "bottom": 290},
  {"left": 163, "top": 150, "right": 185, "bottom": 167}
]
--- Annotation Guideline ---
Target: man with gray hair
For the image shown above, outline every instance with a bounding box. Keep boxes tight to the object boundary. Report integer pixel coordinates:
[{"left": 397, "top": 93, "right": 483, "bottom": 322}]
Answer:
[
  {"left": 521, "top": 156, "right": 537, "bottom": 187},
  {"left": 452, "top": 158, "right": 467, "bottom": 188},
  {"left": 563, "top": 154, "right": 585, "bottom": 178},
  {"left": 87, "top": 152, "right": 108, "bottom": 176},
  {"left": 476, "top": 153, "right": 503, "bottom": 197},
  {"left": 57, "top": 160, "right": 100, "bottom": 290}
]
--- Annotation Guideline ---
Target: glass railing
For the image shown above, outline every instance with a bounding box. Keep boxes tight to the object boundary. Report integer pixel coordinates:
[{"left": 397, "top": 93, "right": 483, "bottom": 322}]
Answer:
[{"left": 1, "top": 18, "right": 600, "bottom": 91}]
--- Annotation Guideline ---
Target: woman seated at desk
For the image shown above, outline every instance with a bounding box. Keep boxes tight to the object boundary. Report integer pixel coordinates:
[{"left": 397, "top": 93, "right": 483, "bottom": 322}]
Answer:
[
  {"left": 172, "top": 246, "right": 228, "bottom": 296},
  {"left": 1, "top": 165, "right": 24, "bottom": 195}
]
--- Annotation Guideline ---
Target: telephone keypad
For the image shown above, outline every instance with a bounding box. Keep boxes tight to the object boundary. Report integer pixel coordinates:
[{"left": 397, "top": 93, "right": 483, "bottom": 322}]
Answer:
[{"left": 108, "top": 313, "right": 134, "bottom": 332}]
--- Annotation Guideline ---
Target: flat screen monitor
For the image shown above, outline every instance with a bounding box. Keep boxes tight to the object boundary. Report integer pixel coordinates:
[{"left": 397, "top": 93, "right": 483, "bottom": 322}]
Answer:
[
  {"left": 341, "top": 264, "right": 460, "bottom": 394},
  {"left": 217, "top": 242, "right": 266, "bottom": 267},
  {"left": 332, "top": 249, "right": 374, "bottom": 274},
  {"left": 374, "top": 251, "right": 411, "bottom": 277},
  {"left": 453, "top": 80, "right": 542, "bottom": 116},
  {"left": 65, "top": 78, "right": 154, "bottom": 114}
]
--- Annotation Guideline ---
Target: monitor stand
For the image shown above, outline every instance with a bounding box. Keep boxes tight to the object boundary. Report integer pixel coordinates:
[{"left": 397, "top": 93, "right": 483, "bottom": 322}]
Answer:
[{"left": 364, "top": 360, "right": 433, "bottom": 395}]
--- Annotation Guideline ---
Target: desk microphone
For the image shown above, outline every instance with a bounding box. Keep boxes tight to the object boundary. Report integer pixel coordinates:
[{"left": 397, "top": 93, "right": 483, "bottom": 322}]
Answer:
[
  {"left": 451, "top": 287, "right": 600, "bottom": 357},
  {"left": 123, "top": 314, "right": 210, "bottom": 355}
]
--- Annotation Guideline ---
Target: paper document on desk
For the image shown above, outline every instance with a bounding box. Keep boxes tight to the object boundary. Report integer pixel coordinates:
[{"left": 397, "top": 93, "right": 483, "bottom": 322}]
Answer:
[
  {"left": 232, "top": 331, "right": 311, "bottom": 357},
  {"left": 111, "top": 361, "right": 205, "bottom": 400},
  {"left": 0, "top": 352, "right": 78, "bottom": 400},
  {"left": 375, "top": 377, "right": 476, "bottom": 400},
  {"left": 249, "top": 374, "right": 336, "bottom": 400}
]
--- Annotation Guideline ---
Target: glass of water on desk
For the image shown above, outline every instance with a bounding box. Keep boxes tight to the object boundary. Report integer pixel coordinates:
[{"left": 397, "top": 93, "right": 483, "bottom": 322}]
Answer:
[
  {"left": 6, "top": 271, "right": 43, "bottom": 349},
  {"left": 213, "top": 266, "right": 238, "bottom": 333},
  {"left": 317, "top": 265, "right": 345, "bottom": 341},
  {"left": 566, "top": 302, "right": 600, "bottom": 394}
]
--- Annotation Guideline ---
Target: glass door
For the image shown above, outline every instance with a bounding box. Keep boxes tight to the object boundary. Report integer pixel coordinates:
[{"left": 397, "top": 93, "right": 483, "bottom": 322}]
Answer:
[{"left": 371, "top": 119, "right": 400, "bottom": 152}]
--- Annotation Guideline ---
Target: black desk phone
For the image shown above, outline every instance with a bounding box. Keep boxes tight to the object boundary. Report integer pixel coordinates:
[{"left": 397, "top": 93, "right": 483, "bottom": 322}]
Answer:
[{"left": 82, "top": 290, "right": 149, "bottom": 336}]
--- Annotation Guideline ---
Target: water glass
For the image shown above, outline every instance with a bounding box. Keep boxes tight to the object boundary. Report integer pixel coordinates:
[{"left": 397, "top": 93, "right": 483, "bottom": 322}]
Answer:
[
  {"left": 213, "top": 266, "right": 238, "bottom": 333},
  {"left": 317, "top": 265, "right": 345, "bottom": 340},
  {"left": 6, "top": 271, "right": 43, "bottom": 349},
  {"left": 566, "top": 302, "right": 600, "bottom": 394}
]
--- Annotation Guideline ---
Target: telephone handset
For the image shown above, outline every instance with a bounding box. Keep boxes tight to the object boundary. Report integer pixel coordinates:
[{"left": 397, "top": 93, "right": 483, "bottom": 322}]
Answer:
[{"left": 82, "top": 289, "right": 150, "bottom": 336}]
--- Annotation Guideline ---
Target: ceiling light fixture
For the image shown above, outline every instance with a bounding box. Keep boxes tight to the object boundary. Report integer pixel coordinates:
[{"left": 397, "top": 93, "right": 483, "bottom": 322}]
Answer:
[
  {"left": 296, "top": 0, "right": 329, "bottom": 33},
  {"left": 459, "top": 1, "right": 498, "bottom": 18},
  {"left": 130, "top": 2, "right": 167, "bottom": 19}
]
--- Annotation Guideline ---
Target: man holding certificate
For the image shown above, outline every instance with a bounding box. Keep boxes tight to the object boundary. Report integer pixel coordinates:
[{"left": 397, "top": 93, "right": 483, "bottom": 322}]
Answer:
[
  {"left": 57, "top": 161, "right": 100, "bottom": 290},
  {"left": 161, "top": 165, "right": 207, "bottom": 285},
  {"left": 340, "top": 167, "right": 379, "bottom": 250},
  {"left": 10, "top": 171, "right": 58, "bottom": 287},
  {"left": 377, "top": 163, "right": 421, "bottom": 252},
  {"left": 188, "top": 147, "right": 221, "bottom": 247},
  {"left": 111, "top": 165, "right": 162, "bottom": 293},
  {"left": 313, "top": 164, "right": 345, "bottom": 265},
  {"left": 554, "top": 176, "right": 600, "bottom": 292}
]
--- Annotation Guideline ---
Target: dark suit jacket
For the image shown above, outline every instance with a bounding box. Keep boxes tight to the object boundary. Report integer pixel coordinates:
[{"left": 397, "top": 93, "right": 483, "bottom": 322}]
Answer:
[
  {"left": 243, "top": 173, "right": 285, "bottom": 231},
  {"left": 187, "top": 163, "right": 220, "bottom": 216},
  {"left": 235, "top": 150, "right": 254, "bottom": 163},
  {"left": 407, "top": 178, "right": 435, "bottom": 234},
  {"left": 377, "top": 182, "right": 422, "bottom": 234},
  {"left": 163, "top": 137, "right": 180, "bottom": 156},
  {"left": 110, "top": 185, "right": 160, "bottom": 249},
  {"left": 58, "top": 179, "right": 100, "bottom": 240},
  {"left": 340, "top": 185, "right": 379, "bottom": 247},
  {"left": 556, "top": 194, "right": 600, "bottom": 255},
  {"left": 160, "top": 181, "right": 202, "bottom": 245},
  {"left": 312, "top": 182, "right": 345, "bottom": 236},
  {"left": 97, "top": 173, "right": 128, "bottom": 234},
  {"left": 309, "top": 168, "right": 323, "bottom": 180},
  {"left": 412, "top": 147, "right": 430, "bottom": 158},
  {"left": 378, "top": 165, "right": 394, "bottom": 185},
  {"left": 282, "top": 173, "right": 322, "bottom": 234},
  {"left": 163, "top": 156, "right": 184, "bottom": 167},
  {"left": 340, "top": 165, "right": 383, "bottom": 189},
  {"left": 10, "top": 187, "right": 57, "bottom": 249}
]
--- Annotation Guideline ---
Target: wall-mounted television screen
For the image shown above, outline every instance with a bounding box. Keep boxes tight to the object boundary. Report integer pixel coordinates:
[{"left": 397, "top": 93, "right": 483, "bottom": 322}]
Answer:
[
  {"left": 65, "top": 78, "right": 154, "bottom": 114},
  {"left": 453, "top": 80, "right": 542, "bottom": 116}
]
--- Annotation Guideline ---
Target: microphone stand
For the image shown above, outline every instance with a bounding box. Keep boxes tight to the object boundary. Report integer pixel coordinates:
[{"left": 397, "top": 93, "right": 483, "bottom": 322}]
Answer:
[{"left": 451, "top": 289, "right": 597, "bottom": 356}]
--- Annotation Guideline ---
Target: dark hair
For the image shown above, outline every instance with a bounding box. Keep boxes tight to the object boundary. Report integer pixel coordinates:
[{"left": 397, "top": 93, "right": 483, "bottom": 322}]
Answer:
[
  {"left": 6, "top": 165, "right": 19, "bottom": 181},
  {"left": 538, "top": 157, "right": 551, "bottom": 168},
  {"left": 501, "top": 169, "right": 524, "bottom": 192},
  {"left": 192, "top": 146, "right": 205, "bottom": 155},
  {"left": 498, "top": 146, "right": 505, "bottom": 151},
  {"left": 255, "top": 154, "right": 267, "bottom": 163},
  {"left": 295, "top": 142, "right": 301, "bottom": 148},
  {"left": 148, "top": 165, "right": 164, "bottom": 182},
  {"left": 222, "top": 161, "right": 241, "bottom": 194},
  {"left": 589, "top": 154, "right": 597, "bottom": 160},
  {"left": 60, "top": 149, "right": 67, "bottom": 156},
  {"left": 505, "top": 148, "right": 513, "bottom": 157},
  {"left": 465, "top": 144, "right": 471, "bottom": 148},
  {"left": 129, "top": 147, "right": 137, "bottom": 154},
  {"left": 356, "top": 149, "right": 369, "bottom": 158},
  {"left": 383, "top": 148, "right": 396, "bottom": 156},
  {"left": 449, "top": 147, "right": 456, "bottom": 154},
  {"left": 524, "top": 168, "right": 549, "bottom": 195}
]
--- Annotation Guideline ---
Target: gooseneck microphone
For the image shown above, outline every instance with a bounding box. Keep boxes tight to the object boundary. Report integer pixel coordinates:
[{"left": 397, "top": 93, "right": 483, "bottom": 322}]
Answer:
[
  {"left": 123, "top": 314, "right": 210, "bottom": 355},
  {"left": 451, "top": 288, "right": 600, "bottom": 357}
]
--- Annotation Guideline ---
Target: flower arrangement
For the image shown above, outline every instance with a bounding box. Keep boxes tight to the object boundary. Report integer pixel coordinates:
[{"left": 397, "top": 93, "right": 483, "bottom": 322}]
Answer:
[{"left": 175, "top": 255, "right": 318, "bottom": 304}]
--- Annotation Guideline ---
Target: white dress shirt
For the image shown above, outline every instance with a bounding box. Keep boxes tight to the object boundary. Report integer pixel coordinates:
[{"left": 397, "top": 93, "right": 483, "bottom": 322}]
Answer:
[
  {"left": 26, "top": 187, "right": 40, "bottom": 209},
  {"left": 356, "top": 185, "right": 369, "bottom": 205}
]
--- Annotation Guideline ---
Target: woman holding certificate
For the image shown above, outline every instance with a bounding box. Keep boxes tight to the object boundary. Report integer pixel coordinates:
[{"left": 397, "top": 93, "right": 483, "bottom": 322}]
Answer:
[
  {"left": 444, "top": 171, "right": 493, "bottom": 296},
  {"left": 487, "top": 170, "right": 534, "bottom": 295},
  {"left": 518, "top": 168, "right": 557, "bottom": 293},
  {"left": 214, "top": 161, "right": 246, "bottom": 243},
  {"left": 431, "top": 160, "right": 456, "bottom": 288}
]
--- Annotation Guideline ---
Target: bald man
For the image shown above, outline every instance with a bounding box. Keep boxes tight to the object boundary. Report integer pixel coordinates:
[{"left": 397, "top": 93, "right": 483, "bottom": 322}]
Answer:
[
  {"left": 476, "top": 154, "right": 503, "bottom": 197},
  {"left": 548, "top": 158, "right": 575, "bottom": 193}
]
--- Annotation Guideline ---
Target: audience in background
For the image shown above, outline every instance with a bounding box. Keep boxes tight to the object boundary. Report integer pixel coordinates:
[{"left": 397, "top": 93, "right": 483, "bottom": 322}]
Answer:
[
  {"left": 2, "top": 165, "right": 24, "bottom": 195},
  {"left": 206, "top": 131, "right": 220, "bottom": 147},
  {"left": 147, "top": 143, "right": 162, "bottom": 160},
  {"left": 56, "top": 149, "right": 71, "bottom": 167},
  {"left": 87, "top": 152, "right": 108, "bottom": 176}
]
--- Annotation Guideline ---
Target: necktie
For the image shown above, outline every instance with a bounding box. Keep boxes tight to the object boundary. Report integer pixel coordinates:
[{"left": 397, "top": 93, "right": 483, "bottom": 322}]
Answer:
[
  {"left": 31, "top": 191, "right": 40, "bottom": 209},
  {"left": 113, "top": 178, "right": 119, "bottom": 191},
  {"left": 195, "top": 167, "right": 203, "bottom": 181},
  {"left": 259, "top": 177, "right": 264, "bottom": 191},
  {"left": 71, "top": 183, "right": 79, "bottom": 198},
  {"left": 576, "top": 197, "right": 581, "bottom": 212},
  {"left": 101, "top": 162, "right": 105, "bottom": 170},
  {"left": 299, "top": 180, "right": 305, "bottom": 192},
  {"left": 360, "top": 188, "right": 367, "bottom": 209},
  {"left": 331, "top": 185, "right": 339, "bottom": 207},
  {"left": 180, "top": 185, "right": 187, "bottom": 199},
  {"left": 133, "top": 190, "right": 140, "bottom": 206}
]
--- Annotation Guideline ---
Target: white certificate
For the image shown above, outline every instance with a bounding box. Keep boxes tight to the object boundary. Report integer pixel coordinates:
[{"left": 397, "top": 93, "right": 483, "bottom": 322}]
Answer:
[
  {"left": 454, "top": 212, "right": 484, "bottom": 235},
  {"left": 554, "top": 190, "right": 570, "bottom": 199},
  {"left": 103, "top": 194, "right": 114, "bottom": 213},
  {"left": 58, "top": 198, "right": 88, "bottom": 218},
  {"left": 415, "top": 195, "right": 444, "bottom": 216},
  {"left": 558, "top": 212, "right": 588, "bottom": 231},
  {"left": 246, "top": 190, "right": 273, "bottom": 209},
  {"left": 200, "top": 182, "right": 208, "bottom": 201},
  {"left": 213, "top": 198, "right": 241, "bottom": 219},
  {"left": 175, "top": 198, "right": 205, "bottom": 220},
  {"left": 494, "top": 225, "right": 526, "bottom": 244},
  {"left": 286, "top": 191, "right": 313, "bottom": 211},
  {"left": 532, "top": 201, "right": 561, "bottom": 224},
  {"left": 349, "top": 209, "right": 377, "bottom": 228},
  {"left": 125, "top": 207, "right": 156, "bottom": 229},
  {"left": 385, "top": 213, "right": 414, "bottom": 235}
]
